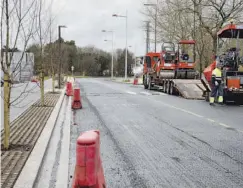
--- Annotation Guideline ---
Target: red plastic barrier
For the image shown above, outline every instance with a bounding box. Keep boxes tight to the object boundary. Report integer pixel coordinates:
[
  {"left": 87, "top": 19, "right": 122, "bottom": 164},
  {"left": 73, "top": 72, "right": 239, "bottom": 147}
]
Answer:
[
  {"left": 72, "top": 88, "right": 82, "bottom": 109},
  {"left": 66, "top": 82, "right": 73, "bottom": 96},
  {"left": 72, "top": 130, "right": 106, "bottom": 188},
  {"left": 133, "top": 78, "right": 138, "bottom": 85}
]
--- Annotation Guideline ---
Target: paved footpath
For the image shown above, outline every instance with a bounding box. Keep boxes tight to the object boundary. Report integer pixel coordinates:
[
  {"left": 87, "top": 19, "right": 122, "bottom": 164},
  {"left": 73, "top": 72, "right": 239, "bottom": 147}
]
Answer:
[
  {"left": 1, "top": 79, "right": 52, "bottom": 130},
  {"left": 1, "top": 92, "right": 61, "bottom": 188}
]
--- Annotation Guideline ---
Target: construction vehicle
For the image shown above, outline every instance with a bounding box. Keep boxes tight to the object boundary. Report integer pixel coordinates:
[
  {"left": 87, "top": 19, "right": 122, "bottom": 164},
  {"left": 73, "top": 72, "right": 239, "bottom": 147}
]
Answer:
[
  {"left": 143, "top": 40, "right": 205, "bottom": 99},
  {"left": 201, "top": 22, "right": 243, "bottom": 105}
]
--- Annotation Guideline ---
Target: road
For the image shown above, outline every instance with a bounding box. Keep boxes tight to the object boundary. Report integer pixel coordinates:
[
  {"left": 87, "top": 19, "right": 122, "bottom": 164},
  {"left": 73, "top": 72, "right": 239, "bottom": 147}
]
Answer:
[
  {"left": 68, "top": 78, "right": 243, "bottom": 188},
  {"left": 1, "top": 79, "right": 52, "bottom": 130}
]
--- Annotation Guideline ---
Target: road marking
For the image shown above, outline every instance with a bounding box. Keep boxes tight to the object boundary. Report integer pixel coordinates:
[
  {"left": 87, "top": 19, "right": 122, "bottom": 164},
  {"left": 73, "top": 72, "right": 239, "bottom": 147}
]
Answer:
[
  {"left": 126, "top": 91, "right": 137, "bottom": 95},
  {"left": 140, "top": 91, "right": 152, "bottom": 96},
  {"left": 160, "top": 102, "right": 204, "bottom": 118},
  {"left": 207, "top": 118, "right": 216, "bottom": 123},
  {"left": 146, "top": 98, "right": 243, "bottom": 132},
  {"left": 219, "top": 123, "right": 230, "bottom": 128},
  {"left": 159, "top": 93, "right": 167, "bottom": 96}
]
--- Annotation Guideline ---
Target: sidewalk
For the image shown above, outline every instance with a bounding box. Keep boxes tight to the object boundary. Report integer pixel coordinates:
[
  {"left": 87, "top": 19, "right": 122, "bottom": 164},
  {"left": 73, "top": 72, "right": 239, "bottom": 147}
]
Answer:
[
  {"left": 1, "top": 91, "right": 63, "bottom": 188},
  {"left": 1, "top": 79, "right": 53, "bottom": 130}
]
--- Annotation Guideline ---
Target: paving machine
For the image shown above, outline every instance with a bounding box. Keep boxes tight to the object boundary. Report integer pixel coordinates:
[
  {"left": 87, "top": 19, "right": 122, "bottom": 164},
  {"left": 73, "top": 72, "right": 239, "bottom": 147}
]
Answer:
[
  {"left": 201, "top": 22, "right": 243, "bottom": 104},
  {"left": 159, "top": 40, "right": 197, "bottom": 79},
  {"left": 143, "top": 40, "right": 204, "bottom": 99}
]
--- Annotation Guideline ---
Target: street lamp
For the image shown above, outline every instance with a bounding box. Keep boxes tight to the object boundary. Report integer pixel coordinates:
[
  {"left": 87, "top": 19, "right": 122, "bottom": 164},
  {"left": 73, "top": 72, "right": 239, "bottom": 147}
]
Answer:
[
  {"left": 71, "top": 66, "right": 74, "bottom": 77},
  {"left": 112, "top": 11, "right": 128, "bottom": 80},
  {"left": 102, "top": 30, "right": 114, "bottom": 79},
  {"left": 58, "top": 25, "right": 67, "bottom": 89},
  {"left": 144, "top": 0, "right": 158, "bottom": 52},
  {"left": 128, "top": 45, "right": 137, "bottom": 69}
]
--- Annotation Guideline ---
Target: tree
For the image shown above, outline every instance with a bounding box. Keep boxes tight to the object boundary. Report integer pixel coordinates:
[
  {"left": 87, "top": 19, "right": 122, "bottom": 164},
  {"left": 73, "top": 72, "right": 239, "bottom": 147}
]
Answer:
[
  {"left": 144, "top": 0, "right": 243, "bottom": 72},
  {"left": 116, "top": 49, "right": 134, "bottom": 77},
  {"left": 1, "top": 0, "right": 39, "bottom": 149}
]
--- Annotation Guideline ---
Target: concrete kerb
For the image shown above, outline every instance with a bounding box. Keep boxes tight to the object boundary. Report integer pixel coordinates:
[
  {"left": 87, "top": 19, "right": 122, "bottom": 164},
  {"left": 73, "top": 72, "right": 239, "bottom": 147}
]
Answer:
[
  {"left": 14, "top": 89, "right": 66, "bottom": 188},
  {"left": 55, "top": 97, "right": 71, "bottom": 188}
]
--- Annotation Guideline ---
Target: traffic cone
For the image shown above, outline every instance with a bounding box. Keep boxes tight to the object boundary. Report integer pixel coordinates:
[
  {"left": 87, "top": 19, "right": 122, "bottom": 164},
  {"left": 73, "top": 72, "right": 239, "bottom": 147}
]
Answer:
[
  {"left": 72, "top": 130, "right": 106, "bottom": 188},
  {"left": 72, "top": 88, "right": 82, "bottom": 109},
  {"left": 66, "top": 82, "right": 73, "bottom": 96},
  {"left": 133, "top": 77, "right": 138, "bottom": 85}
]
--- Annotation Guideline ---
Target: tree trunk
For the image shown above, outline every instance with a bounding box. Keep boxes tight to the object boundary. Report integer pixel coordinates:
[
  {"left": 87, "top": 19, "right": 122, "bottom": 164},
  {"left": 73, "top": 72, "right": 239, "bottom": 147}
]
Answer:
[
  {"left": 40, "top": 71, "right": 45, "bottom": 106},
  {"left": 3, "top": 0, "right": 10, "bottom": 149},
  {"left": 3, "top": 72, "right": 10, "bottom": 149},
  {"left": 52, "top": 73, "right": 55, "bottom": 93}
]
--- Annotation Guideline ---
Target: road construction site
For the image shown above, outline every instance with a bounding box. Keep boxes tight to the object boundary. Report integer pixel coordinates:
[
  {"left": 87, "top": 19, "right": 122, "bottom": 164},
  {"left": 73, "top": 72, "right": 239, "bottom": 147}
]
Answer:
[
  {"left": 1, "top": 77, "right": 243, "bottom": 188},
  {"left": 66, "top": 78, "right": 243, "bottom": 188}
]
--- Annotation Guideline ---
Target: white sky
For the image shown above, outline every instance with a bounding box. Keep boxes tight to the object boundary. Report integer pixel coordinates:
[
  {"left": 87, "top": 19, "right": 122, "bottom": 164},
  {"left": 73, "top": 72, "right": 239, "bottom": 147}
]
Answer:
[{"left": 50, "top": 0, "right": 155, "bottom": 56}]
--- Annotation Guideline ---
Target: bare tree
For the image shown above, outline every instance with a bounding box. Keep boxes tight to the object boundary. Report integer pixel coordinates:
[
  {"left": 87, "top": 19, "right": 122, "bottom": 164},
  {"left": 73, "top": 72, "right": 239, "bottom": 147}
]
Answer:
[
  {"left": 32, "top": 0, "right": 55, "bottom": 105},
  {"left": 144, "top": 0, "right": 243, "bottom": 72},
  {"left": 1, "top": 0, "right": 38, "bottom": 149}
]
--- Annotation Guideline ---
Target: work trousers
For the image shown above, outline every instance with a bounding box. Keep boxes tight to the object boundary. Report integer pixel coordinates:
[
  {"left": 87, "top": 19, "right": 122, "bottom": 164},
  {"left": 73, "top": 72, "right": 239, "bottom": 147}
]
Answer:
[{"left": 210, "top": 84, "right": 223, "bottom": 103}]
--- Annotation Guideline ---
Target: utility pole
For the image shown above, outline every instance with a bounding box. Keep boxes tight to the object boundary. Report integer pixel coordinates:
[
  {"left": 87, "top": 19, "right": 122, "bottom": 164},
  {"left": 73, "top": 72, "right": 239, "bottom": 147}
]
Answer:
[
  {"left": 144, "top": 0, "right": 158, "bottom": 52},
  {"left": 145, "top": 21, "right": 150, "bottom": 54},
  {"left": 112, "top": 11, "right": 128, "bottom": 80},
  {"left": 102, "top": 30, "right": 114, "bottom": 79}
]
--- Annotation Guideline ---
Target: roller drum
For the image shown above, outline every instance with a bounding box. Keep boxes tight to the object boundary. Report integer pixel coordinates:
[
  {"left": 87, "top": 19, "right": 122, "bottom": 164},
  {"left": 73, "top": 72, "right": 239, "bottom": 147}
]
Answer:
[{"left": 159, "top": 70, "right": 175, "bottom": 79}]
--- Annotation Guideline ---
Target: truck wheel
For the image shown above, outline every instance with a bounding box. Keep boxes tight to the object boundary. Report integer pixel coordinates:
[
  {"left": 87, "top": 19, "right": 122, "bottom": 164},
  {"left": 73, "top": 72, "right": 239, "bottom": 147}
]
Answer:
[
  {"left": 169, "top": 82, "right": 174, "bottom": 95},
  {"left": 143, "top": 75, "right": 148, "bottom": 89},
  {"left": 163, "top": 81, "right": 166, "bottom": 93},
  {"left": 148, "top": 77, "right": 152, "bottom": 90},
  {"left": 166, "top": 81, "right": 170, "bottom": 94}
]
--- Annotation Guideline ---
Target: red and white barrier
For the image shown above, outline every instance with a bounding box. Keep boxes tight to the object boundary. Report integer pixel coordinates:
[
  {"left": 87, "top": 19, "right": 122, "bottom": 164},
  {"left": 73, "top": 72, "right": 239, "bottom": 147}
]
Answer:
[
  {"left": 72, "top": 130, "right": 106, "bottom": 188},
  {"left": 72, "top": 88, "right": 82, "bottom": 109},
  {"left": 66, "top": 82, "right": 73, "bottom": 96}
]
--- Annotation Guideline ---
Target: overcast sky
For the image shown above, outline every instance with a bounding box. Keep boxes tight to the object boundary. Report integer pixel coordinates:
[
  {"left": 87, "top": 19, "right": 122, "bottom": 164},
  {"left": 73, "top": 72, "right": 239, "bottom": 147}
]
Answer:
[{"left": 51, "top": 0, "right": 152, "bottom": 56}]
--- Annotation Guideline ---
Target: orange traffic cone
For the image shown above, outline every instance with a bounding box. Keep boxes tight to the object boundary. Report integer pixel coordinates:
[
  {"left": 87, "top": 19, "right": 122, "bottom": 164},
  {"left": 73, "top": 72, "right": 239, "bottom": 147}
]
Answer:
[
  {"left": 133, "top": 77, "right": 138, "bottom": 85},
  {"left": 66, "top": 82, "right": 73, "bottom": 96},
  {"left": 72, "top": 88, "right": 82, "bottom": 109},
  {"left": 72, "top": 130, "right": 106, "bottom": 188}
]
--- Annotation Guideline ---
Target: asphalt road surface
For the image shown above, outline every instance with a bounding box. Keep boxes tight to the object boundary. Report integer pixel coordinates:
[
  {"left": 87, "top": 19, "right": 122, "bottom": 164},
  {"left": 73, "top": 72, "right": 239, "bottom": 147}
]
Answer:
[
  {"left": 1, "top": 79, "right": 52, "bottom": 130},
  {"left": 67, "top": 78, "right": 243, "bottom": 188}
]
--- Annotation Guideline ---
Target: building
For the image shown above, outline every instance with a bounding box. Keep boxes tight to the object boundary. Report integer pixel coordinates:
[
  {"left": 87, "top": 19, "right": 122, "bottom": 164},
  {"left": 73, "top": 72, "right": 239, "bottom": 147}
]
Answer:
[{"left": 1, "top": 52, "right": 34, "bottom": 83}]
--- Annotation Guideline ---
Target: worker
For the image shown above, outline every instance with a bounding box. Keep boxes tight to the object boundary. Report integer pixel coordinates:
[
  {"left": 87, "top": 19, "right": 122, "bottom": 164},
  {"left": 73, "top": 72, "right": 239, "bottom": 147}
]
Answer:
[{"left": 210, "top": 60, "right": 223, "bottom": 105}]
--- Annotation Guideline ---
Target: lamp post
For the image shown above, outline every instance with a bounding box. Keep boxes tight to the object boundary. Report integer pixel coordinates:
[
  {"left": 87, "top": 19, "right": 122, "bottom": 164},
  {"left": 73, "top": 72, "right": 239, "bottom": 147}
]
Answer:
[
  {"left": 128, "top": 45, "right": 137, "bottom": 68},
  {"left": 58, "top": 25, "right": 67, "bottom": 89},
  {"left": 112, "top": 11, "right": 128, "bottom": 80},
  {"left": 102, "top": 30, "right": 114, "bottom": 79},
  {"left": 144, "top": 0, "right": 158, "bottom": 52},
  {"left": 71, "top": 66, "right": 74, "bottom": 77}
]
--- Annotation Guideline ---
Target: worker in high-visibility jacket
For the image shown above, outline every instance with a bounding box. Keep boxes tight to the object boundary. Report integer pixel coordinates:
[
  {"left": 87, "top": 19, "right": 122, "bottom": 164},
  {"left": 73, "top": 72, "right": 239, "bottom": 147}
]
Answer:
[{"left": 210, "top": 60, "right": 223, "bottom": 105}]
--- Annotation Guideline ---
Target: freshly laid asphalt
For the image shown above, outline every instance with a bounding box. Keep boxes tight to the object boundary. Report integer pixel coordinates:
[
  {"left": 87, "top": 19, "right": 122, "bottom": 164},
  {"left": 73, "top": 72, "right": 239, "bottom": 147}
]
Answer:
[{"left": 67, "top": 78, "right": 243, "bottom": 188}]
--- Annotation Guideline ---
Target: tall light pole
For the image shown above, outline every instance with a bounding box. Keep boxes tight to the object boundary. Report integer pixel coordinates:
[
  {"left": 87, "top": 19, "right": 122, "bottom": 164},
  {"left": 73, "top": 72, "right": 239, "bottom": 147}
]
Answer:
[
  {"left": 112, "top": 11, "right": 128, "bottom": 80},
  {"left": 144, "top": 0, "right": 158, "bottom": 52},
  {"left": 102, "top": 30, "right": 114, "bottom": 79},
  {"left": 58, "top": 25, "right": 67, "bottom": 89}
]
